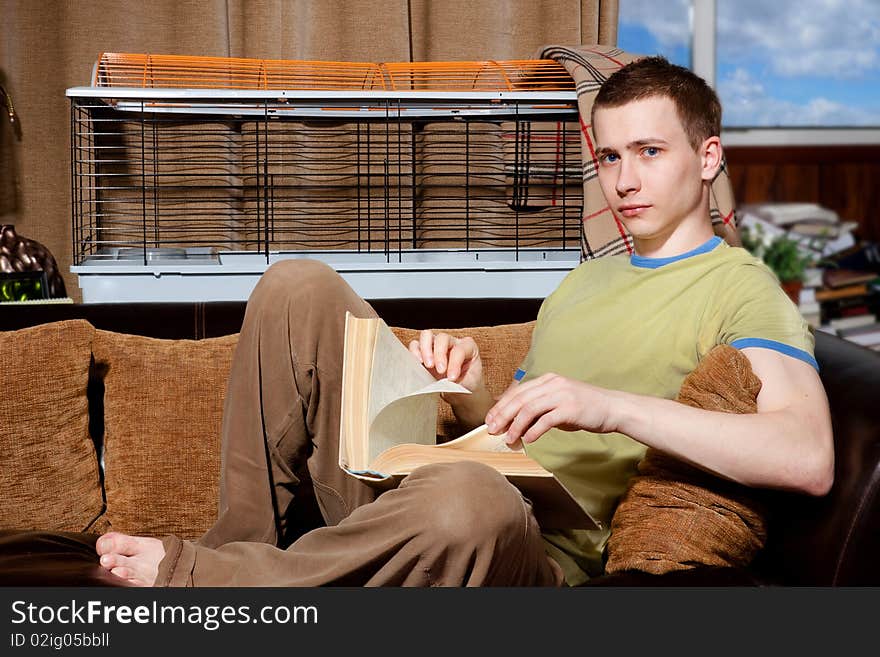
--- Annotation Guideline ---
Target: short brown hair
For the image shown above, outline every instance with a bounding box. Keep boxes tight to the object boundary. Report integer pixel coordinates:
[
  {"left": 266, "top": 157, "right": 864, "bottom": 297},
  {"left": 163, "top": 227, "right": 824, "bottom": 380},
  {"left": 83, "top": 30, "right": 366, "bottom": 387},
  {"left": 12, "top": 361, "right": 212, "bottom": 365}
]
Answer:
[{"left": 592, "top": 56, "right": 722, "bottom": 150}]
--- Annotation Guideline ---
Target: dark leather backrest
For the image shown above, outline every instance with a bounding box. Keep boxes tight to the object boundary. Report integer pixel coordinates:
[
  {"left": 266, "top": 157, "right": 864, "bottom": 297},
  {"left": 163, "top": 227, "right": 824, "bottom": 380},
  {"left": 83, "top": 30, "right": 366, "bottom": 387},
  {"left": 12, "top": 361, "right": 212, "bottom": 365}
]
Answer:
[
  {"left": 757, "top": 330, "right": 880, "bottom": 585},
  {"left": 0, "top": 302, "right": 221, "bottom": 338},
  {"left": 0, "top": 299, "right": 544, "bottom": 336}
]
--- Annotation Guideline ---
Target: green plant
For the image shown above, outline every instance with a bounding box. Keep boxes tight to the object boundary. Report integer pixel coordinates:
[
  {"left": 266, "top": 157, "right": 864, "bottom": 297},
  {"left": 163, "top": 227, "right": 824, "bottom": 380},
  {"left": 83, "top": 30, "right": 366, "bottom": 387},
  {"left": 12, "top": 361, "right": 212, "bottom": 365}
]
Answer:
[{"left": 740, "top": 224, "right": 813, "bottom": 283}]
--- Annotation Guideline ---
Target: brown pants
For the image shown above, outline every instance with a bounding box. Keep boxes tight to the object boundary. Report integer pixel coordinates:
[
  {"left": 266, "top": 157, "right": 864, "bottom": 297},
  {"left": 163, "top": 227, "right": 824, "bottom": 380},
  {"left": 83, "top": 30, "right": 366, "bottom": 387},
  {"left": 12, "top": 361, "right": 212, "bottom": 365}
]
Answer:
[{"left": 155, "top": 260, "right": 563, "bottom": 586}]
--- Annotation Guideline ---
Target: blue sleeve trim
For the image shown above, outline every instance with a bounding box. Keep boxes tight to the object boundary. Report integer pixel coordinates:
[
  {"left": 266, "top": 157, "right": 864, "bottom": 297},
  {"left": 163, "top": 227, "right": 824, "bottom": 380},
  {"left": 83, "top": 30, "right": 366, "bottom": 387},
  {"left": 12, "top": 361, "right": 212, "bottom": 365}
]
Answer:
[
  {"left": 513, "top": 368, "right": 527, "bottom": 381},
  {"left": 730, "top": 338, "right": 819, "bottom": 371}
]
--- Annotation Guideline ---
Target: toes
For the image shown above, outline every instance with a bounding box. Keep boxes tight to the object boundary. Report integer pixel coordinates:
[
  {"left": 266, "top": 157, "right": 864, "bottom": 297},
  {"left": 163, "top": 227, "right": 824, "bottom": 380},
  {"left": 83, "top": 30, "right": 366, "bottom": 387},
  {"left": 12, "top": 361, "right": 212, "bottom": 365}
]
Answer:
[
  {"left": 95, "top": 532, "right": 118, "bottom": 555},
  {"left": 96, "top": 532, "right": 136, "bottom": 556},
  {"left": 110, "top": 566, "right": 151, "bottom": 587},
  {"left": 109, "top": 566, "right": 132, "bottom": 580},
  {"left": 99, "top": 552, "right": 123, "bottom": 570},
  {"left": 94, "top": 534, "right": 162, "bottom": 587}
]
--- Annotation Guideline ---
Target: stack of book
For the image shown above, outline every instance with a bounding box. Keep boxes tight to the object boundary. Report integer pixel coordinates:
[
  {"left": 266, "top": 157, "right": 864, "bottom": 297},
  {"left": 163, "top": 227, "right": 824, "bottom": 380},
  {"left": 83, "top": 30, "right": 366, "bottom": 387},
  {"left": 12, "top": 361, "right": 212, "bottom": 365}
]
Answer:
[
  {"left": 836, "top": 321, "right": 880, "bottom": 352},
  {"left": 796, "top": 290, "right": 819, "bottom": 327},
  {"left": 814, "top": 268, "right": 880, "bottom": 348},
  {"left": 817, "top": 269, "right": 879, "bottom": 321},
  {"left": 739, "top": 203, "right": 859, "bottom": 263}
]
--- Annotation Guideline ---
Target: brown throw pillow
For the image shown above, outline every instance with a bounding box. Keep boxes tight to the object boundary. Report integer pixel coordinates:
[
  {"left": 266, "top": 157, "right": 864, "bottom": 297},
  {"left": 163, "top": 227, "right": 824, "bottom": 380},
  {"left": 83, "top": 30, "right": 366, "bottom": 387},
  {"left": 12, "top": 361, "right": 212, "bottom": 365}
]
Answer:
[
  {"left": 0, "top": 320, "right": 104, "bottom": 532},
  {"left": 93, "top": 330, "right": 238, "bottom": 539},
  {"left": 605, "top": 344, "right": 768, "bottom": 575},
  {"left": 391, "top": 321, "right": 535, "bottom": 441}
]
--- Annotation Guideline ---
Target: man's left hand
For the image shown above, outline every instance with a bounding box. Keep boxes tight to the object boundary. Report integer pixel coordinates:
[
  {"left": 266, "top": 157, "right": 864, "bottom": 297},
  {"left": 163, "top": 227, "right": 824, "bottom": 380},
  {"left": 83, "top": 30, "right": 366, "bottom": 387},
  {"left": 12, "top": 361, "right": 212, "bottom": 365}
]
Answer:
[{"left": 485, "top": 373, "right": 616, "bottom": 446}]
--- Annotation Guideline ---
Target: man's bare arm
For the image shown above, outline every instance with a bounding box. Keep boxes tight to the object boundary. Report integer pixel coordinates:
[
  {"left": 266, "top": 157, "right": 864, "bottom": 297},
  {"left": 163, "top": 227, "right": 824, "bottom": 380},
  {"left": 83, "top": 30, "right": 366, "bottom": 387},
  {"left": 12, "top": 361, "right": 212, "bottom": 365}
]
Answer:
[{"left": 486, "top": 348, "right": 834, "bottom": 496}]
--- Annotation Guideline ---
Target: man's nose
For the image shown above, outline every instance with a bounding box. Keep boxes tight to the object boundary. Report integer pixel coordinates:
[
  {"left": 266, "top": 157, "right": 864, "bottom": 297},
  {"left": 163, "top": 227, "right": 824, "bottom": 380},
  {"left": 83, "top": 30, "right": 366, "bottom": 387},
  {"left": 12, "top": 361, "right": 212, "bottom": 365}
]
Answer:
[{"left": 615, "top": 158, "right": 640, "bottom": 197}]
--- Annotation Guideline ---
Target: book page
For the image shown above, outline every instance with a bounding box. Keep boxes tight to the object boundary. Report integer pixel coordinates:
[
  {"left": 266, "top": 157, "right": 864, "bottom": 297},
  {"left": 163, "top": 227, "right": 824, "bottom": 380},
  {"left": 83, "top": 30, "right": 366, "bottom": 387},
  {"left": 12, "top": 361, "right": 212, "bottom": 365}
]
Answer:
[
  {"left": 367, "top": 319, "right": 458, "bottom": 426},
  {"left": 433, "top": 423, "right": 521, "bottom": 454},
  {"left": 366, "top": 319, "right": 470, "bottom": 461},
  {"left": 369, "top": 379, "right": 469, "bottom": 463},
  {"left": 341, "top": 313, "right": 471, "bottom": 471},
  {"left": 370, "top": 442, "right": 545, "bottom": 476},
  {"left": 340, "top": 313, "right": 377, "bottom": 471}
]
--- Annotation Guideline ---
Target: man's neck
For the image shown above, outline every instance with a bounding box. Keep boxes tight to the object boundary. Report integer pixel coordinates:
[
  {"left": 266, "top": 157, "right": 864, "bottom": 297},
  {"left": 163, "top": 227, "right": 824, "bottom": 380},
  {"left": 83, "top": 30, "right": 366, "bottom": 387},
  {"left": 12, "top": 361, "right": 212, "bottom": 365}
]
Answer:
[{"left": 631, "top": 218, "right": 715, "bottom": 259}]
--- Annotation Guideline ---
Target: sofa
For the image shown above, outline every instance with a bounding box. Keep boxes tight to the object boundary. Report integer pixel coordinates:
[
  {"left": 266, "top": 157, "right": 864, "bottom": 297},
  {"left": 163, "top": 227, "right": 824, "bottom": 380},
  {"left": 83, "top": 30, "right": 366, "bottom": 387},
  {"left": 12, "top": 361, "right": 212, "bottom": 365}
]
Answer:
[{"left": 1, "top": 298, "right": 878, "bottom": 586}]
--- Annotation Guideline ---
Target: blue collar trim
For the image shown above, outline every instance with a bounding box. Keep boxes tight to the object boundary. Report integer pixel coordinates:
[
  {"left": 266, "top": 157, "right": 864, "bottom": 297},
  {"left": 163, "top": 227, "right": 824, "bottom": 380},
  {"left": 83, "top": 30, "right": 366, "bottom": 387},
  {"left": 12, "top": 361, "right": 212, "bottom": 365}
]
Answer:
[{"left": 630, "top": 236, "right": 723, "bottom": 269}]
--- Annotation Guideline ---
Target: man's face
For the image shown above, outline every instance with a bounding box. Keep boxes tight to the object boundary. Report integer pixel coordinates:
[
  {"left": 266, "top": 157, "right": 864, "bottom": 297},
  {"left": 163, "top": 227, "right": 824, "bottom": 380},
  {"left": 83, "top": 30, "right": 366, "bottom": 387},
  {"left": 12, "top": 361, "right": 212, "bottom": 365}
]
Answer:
[{"left": 593, "top": 96, "right": 716, "bottom": 249}]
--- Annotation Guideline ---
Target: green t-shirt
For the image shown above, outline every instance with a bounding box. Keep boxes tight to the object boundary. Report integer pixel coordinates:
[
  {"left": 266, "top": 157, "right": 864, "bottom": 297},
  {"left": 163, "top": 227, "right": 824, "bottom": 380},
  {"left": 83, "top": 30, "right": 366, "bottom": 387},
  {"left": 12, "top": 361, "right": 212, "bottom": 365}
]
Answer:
[{"left": 517, "top": 236, "right": 815, "bottom": 585}]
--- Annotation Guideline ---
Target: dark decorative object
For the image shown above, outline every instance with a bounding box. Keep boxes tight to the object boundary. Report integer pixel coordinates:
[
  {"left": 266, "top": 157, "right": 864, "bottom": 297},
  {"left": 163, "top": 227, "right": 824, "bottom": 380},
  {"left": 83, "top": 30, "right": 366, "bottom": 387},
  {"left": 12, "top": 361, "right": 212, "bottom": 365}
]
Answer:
[{"left": 0, "top": 225, "right": 67, "bottom": 298}]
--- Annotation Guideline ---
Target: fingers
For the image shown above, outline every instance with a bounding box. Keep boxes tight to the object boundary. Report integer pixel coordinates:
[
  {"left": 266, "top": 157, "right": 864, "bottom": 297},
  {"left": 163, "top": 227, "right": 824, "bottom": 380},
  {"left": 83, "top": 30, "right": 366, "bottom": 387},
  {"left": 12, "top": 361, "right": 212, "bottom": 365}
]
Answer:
[
  {"left": 408, "top": 330, "right": 440, "bottom": 368},
  {"left": 408, "top": 339, "right": 424, "bottom": 365},
  {"left": 409, "top": 331, "right": 478, "bottom": 382},
  {"left": 420, "top": 329, "right": 437, "bottom": 369},
  {"left": 432, "top": 332, "right": 453, "bottom": 375},
  {"left": 486, "top": 374, "right": 558, "bottom": 442},
  {"left": 446, "top": 336, "right": 477, "bottom": 381},
  {"left": 518, "top": 409, "right": 562, "bottom": 445},
  {"left": 503, "top": 397, "right": 558, "bottom": 445}
]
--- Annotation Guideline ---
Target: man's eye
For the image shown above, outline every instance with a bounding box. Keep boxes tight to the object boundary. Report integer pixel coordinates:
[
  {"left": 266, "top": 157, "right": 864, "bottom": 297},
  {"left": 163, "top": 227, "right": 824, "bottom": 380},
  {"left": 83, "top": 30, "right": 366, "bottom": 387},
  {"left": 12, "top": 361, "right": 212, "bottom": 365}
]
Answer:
[
  {"left": 600, "top": 153, "right": 619, "bottom": 164},
  {"left": 643, "top": 147, "right": 660, "bottom": 157}
]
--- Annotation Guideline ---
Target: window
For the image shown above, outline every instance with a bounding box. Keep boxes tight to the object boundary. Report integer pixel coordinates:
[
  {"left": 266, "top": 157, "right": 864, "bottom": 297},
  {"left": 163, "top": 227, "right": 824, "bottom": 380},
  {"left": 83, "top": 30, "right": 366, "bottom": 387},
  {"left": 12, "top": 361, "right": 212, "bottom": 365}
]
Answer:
[
  {"left": 617, "top": 0, "right": 691, "bottom": 69},
  {"left": 618, "top": 0, "right": 880, "bottom": 144}
]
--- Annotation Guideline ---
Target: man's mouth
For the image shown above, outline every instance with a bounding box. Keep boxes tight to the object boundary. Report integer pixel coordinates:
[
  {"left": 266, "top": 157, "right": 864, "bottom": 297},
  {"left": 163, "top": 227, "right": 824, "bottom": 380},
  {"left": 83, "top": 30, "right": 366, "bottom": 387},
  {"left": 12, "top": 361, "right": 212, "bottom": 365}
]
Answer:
[{"left": 618, "top": 204, "right": 651, "bottom": 218}]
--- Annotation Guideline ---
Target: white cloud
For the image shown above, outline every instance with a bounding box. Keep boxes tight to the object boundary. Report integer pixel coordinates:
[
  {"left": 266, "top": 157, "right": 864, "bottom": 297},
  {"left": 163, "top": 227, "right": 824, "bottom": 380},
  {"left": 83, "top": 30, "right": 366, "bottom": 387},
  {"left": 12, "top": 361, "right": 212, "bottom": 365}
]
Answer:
[
  {"left": 722, "top": 67, "right": 765, "bottom": 98},
  {"left": 621, "top": 0, "right": 880, "bottom": 123},
  {"left": 622, "top": 0, "right": 880, "bottom": 79},
  {"left": 772, "top": 49, "right": 878, "bottom": 79},
  {"left": 717, "top": 0, "right": 880, "bottom": 79},
  {"left": 718, "top": 68, "right": 877, "bottom": 126},
  {"left": 620, "top": 0, "right": 692, "bottom": 48}
]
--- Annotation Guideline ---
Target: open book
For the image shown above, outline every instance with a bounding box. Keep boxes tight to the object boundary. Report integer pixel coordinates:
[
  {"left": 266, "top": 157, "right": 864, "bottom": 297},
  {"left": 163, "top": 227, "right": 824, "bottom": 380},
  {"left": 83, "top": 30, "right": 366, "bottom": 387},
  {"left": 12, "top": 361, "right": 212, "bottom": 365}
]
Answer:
[{"left": 338, "top": 312, "right": 599, "bottom": 530}]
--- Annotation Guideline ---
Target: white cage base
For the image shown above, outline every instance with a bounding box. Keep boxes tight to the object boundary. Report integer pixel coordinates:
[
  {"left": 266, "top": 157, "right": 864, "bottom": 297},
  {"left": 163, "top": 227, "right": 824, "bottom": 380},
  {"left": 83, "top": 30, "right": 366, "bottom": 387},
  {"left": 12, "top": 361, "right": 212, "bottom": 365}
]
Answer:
[{"left": 72, "top": 249, "right": 580, "bottom": 302}]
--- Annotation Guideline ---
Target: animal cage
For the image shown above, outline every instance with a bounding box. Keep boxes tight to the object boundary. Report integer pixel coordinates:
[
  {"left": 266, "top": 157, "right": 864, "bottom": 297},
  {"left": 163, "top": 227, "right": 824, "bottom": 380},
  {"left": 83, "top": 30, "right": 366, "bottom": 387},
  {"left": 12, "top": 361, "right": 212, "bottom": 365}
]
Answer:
[{"left": 68, "top": 53, "right": 584, "bottom": 301}]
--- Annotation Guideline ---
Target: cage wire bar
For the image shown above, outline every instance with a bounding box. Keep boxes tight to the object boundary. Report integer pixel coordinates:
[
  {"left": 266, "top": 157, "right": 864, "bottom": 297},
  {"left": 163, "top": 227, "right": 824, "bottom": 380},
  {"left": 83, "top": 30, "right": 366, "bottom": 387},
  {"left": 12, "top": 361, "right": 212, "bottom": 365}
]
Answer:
[{"left": 68, "top": 54, "right": 584, "bottom": 301}]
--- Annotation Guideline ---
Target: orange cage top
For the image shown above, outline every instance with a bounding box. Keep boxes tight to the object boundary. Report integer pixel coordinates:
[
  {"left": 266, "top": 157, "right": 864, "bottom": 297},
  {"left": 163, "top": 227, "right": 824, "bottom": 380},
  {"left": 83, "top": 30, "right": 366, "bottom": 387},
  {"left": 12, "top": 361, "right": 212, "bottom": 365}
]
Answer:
[{"left": 93, "top": 53, "right": 576, "bottom": 92}]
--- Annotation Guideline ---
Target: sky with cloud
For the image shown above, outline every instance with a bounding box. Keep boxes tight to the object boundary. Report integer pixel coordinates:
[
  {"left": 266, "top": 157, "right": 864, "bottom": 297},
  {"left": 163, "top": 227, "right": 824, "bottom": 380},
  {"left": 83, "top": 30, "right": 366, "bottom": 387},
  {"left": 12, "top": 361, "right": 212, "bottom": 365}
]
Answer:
[{"left": 618, "top": 0, "right": 880, "bottom": 127}]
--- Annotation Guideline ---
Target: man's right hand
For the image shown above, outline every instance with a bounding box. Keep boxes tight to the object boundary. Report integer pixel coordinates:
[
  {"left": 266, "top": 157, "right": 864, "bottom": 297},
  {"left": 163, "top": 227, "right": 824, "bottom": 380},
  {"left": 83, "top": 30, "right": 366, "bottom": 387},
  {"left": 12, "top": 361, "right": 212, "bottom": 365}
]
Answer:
[{"left": 408, "top": 330, "right": 494, "bottom": 430}]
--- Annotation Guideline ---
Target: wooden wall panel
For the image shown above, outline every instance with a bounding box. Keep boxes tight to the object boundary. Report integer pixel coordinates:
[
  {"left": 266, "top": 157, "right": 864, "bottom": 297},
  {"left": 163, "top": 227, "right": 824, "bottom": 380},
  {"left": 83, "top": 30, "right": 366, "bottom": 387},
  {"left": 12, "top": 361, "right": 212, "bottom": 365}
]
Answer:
[{"left": 726, "top": 146, "right": 880, "bottom": 243}]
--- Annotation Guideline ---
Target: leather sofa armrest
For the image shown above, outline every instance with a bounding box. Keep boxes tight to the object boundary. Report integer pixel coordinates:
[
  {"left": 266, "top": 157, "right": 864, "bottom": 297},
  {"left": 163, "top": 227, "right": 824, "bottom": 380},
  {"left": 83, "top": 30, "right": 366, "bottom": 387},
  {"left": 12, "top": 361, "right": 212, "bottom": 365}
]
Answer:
[
  {"left": 0, "top": 530, "right": 131, "bottom": 587},
  {"left": 756, "top": 331, "right": 880, "bottom": 585}
]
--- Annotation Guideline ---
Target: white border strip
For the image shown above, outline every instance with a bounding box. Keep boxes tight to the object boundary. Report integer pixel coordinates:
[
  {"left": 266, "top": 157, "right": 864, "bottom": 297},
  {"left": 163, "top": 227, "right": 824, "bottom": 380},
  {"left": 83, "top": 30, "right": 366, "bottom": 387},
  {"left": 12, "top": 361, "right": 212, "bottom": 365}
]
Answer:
[
  {"left": 722, "top": 128, "right": 880, "bottom": 146},
  {"left": 65, "top": 86, "right": 578, "bottom": 102}
]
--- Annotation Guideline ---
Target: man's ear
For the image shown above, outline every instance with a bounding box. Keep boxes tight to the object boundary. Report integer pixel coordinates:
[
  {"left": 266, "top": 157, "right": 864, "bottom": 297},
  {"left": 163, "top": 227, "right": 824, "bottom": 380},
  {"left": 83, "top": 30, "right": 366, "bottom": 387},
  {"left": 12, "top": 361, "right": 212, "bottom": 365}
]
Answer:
[{"left": 700, "top": 136, "right": 723, "bottom": 181}]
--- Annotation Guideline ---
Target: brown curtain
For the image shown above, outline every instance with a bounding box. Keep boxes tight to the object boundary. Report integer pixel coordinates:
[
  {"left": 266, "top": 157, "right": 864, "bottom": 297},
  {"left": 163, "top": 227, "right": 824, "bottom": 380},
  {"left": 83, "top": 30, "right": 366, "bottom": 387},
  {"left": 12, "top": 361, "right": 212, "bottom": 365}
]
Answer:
[{"left": 0, "top": 0, "right": 617, "bottom": 300}]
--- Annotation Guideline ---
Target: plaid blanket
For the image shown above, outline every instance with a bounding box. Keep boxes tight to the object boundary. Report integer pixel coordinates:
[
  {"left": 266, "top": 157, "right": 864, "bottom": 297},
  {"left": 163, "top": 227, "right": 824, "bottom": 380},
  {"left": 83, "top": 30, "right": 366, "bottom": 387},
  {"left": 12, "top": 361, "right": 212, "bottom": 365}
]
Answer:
[{"left": 540, "top": 44, "right": 739, "bottom": 261}]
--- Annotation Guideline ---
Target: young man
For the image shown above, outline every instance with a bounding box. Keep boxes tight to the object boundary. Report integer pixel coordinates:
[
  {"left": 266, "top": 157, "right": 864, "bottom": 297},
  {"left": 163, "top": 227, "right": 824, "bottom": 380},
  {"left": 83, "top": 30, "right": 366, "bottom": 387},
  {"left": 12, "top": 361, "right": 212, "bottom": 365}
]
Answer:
[{"left": 96, "top": 57, "right": 833, "bottom": 587}]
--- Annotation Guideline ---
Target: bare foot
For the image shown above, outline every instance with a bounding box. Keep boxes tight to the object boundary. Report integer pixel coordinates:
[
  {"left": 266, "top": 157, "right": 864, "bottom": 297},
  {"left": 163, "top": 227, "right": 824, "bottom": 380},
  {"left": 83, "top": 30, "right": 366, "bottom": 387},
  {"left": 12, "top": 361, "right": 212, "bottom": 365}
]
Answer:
[{"left": 95, "top": 532, "right": 165, "bottom": 586}]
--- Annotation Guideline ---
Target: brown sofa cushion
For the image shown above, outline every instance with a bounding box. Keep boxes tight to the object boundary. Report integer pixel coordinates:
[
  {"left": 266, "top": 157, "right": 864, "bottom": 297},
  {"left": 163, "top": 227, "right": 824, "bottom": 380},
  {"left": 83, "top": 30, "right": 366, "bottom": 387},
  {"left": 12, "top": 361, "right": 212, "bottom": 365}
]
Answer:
[
  {"left": 391, "top": 321, "right": 535, "bottom": 440},
  {"left": 93, "top": 330, "right": 238, "bottom": 540},
  {"left": 0, "top": 320, "right": 104, "bottom": 532},
  {"left": 605, "top": 344, "right": 768, "bottom": 575}
]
